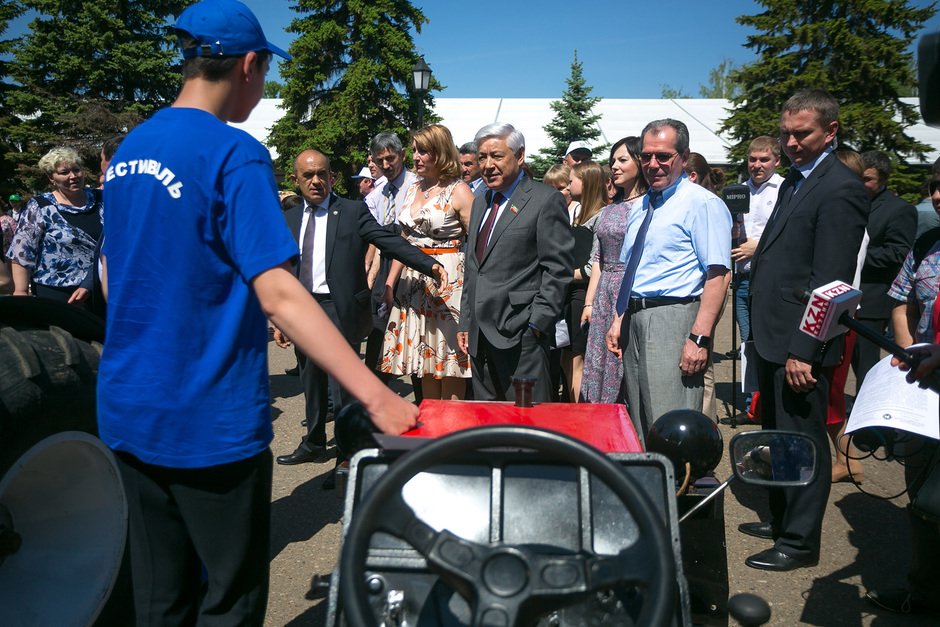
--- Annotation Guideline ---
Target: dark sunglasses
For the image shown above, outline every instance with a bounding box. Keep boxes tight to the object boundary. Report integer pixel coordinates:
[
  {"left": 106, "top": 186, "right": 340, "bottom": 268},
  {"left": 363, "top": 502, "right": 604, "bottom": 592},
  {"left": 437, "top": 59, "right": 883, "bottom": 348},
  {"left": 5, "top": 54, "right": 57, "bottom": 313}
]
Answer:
[
  {"left": 930, "top": 180, "right": 940, "bottom": 195},
  {"left": 639, "top": 151, "right": 678, "bottom": 164}
]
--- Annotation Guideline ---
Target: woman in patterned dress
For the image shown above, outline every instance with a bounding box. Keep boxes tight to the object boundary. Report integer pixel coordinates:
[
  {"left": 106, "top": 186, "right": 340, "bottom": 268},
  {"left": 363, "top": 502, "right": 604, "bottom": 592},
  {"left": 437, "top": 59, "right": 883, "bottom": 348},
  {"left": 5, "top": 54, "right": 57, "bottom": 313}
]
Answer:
[
  {"left": 579, "top": 137, "right": 648, "bottom": 404},
  {"left": 380, "top": 125, "right": 475, "bottom": 400},
  {"left": 6, "top": 146, "right": 102, "bottom": 304}
]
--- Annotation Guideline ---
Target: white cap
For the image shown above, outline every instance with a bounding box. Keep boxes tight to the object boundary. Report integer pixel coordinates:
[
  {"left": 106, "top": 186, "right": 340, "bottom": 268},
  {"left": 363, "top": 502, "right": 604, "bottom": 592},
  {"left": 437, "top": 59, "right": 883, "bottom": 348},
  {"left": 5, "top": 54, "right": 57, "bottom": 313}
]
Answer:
[
  {"left": 565, "top": 140, "right": 592, "bottom": 156},
  {"left": 351, "top": 166, "right": 373, "bottom": 180}
]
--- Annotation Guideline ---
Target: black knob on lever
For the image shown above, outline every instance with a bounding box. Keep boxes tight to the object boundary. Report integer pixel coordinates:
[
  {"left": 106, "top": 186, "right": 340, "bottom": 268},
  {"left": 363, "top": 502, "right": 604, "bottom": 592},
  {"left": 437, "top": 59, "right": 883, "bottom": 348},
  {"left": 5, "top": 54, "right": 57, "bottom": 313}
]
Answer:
[
  {"left": 334, "top": 401, "right": 380, "bottom": 458},
  {"left": 728, "top": 593, "right": 771, "bottom": 626}
]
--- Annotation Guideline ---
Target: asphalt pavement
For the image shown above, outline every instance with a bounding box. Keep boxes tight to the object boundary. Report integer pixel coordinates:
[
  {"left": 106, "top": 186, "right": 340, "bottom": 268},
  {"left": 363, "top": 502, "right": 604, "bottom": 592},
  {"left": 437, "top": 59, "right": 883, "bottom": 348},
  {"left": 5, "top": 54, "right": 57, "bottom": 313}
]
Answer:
[{"left": 263, "top": 298, "right": 937, "bottom": 626}]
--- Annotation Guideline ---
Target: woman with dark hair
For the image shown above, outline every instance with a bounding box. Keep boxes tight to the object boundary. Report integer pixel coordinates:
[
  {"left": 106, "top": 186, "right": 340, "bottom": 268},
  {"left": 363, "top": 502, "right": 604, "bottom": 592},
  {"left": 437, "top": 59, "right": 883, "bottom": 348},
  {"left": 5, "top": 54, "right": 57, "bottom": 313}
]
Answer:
[
  {"left": 6, "top": 146, "right": 102, "bottom": 304},
  {"left": 579, "top": 137, "right": 648, "bottom": 403},
  {"left": 685, "top": 152, "right": 726, "bottom": 194},
  {"left": 380, "top": 124, "right": 474, "bottom": 400}
]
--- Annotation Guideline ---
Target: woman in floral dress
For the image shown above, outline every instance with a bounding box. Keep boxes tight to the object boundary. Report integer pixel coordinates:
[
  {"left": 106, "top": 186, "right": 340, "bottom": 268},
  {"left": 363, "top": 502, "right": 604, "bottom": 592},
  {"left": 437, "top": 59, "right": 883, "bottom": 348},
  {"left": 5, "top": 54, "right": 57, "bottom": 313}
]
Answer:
[
  {"left": 6, "top": 146, "right": 102, "bottom": 304},
  {"left": 579, "top": 137, "right": 648, "bottom": 404},
  {"left": 381, "top": 125, "right": 475, "bottom": 400}
]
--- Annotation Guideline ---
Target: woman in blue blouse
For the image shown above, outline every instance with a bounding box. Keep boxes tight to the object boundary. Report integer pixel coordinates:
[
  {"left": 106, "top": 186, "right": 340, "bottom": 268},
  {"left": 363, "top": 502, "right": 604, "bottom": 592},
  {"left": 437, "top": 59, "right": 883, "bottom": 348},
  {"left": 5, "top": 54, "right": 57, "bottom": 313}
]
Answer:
[{"left": 6, "top": 146, "right": 103, "bottom": 304}]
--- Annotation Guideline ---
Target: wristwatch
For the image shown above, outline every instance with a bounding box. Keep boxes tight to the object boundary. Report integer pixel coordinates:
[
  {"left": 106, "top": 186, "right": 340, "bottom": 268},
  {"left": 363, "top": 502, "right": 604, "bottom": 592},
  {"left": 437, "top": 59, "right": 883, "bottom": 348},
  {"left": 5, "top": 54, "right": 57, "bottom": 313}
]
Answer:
[{"left": 688, "top": 334, "right": 712, "bottom": 349}]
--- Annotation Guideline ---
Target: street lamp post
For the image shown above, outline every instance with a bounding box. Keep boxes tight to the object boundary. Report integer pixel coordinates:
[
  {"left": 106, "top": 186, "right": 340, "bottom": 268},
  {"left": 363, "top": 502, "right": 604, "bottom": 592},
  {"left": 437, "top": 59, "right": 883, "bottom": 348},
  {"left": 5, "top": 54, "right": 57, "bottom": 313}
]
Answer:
[{"left": 412, "top": 56, "right": 431, "bottom": 129}]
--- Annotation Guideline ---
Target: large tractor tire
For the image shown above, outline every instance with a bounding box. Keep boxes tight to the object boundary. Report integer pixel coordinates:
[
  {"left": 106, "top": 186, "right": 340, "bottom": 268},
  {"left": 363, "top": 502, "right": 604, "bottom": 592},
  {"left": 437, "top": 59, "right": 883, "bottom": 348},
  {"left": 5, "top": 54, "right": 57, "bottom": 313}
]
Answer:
[{"left": 0, "top": 297, "right": 131, "bottom": 626}]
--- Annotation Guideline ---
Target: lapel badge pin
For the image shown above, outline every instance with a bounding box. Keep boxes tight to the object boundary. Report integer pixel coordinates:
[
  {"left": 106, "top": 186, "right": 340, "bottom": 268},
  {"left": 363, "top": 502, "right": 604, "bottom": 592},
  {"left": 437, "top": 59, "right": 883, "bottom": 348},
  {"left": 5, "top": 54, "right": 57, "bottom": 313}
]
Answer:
[{"left": 510, "top": 205, "right": 519, "bottom": 214}]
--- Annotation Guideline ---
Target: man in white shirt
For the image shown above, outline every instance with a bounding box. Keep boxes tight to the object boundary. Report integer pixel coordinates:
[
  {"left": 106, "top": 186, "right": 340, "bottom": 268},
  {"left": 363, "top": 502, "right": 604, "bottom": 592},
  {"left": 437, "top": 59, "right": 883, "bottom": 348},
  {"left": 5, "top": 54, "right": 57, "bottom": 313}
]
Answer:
[
  {"left": 363, "top": 132, "right": 418, "bottom": 377},
  {"left": 731, "top": 136, "right": 783, "bottom": 348}
]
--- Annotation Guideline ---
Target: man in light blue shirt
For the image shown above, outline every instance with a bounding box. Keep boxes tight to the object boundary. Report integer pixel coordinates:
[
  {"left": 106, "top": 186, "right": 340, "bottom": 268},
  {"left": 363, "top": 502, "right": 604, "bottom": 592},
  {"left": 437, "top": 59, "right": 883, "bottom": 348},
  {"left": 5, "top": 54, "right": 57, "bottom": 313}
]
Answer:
[{"left": 606, "top": 118, "right": 731, "bottom": 443}]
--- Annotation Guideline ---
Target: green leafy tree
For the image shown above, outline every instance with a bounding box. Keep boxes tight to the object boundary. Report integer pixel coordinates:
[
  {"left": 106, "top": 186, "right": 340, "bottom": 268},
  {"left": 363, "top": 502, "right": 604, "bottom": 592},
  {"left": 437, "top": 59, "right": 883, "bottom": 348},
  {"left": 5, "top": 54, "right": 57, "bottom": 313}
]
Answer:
[
  {"left": 0, "top": 0, "right": 25, "bottom": 191},
  {"left": 699, "top": 57, "right": 742, "bottom": 99},
  {"left": 721, "top": 0, "right": 935, "bottom": 201},
  {"left": 264, "top": 80, "right": 285, "bottom": 99},
  {"left": 6, "top": 0, "right": 193, "bottom": 191},
  {"left": 530, "top": 51, "right": 607, "bottom": 177},
  {"left": 270, "top": 0, "right": 441, "bottom": 195},
  {"left": 660, "top": 84, "right": 690, "bottom": 99}
]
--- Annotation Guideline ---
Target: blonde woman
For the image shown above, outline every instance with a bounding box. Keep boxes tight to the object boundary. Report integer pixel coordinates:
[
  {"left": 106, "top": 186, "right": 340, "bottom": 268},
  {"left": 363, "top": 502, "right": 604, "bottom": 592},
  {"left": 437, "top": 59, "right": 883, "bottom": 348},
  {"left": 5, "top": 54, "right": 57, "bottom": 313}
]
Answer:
[{"left": 380, "top": 125, "right": 474, "bottom": 400}]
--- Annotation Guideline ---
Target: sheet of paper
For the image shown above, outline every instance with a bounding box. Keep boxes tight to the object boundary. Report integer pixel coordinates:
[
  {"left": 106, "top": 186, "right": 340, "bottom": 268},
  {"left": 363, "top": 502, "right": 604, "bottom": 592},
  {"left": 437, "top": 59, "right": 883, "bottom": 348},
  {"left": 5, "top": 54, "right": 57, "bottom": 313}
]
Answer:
[{"left": 847, "top": 352, "right": 939, "bottom": 440}]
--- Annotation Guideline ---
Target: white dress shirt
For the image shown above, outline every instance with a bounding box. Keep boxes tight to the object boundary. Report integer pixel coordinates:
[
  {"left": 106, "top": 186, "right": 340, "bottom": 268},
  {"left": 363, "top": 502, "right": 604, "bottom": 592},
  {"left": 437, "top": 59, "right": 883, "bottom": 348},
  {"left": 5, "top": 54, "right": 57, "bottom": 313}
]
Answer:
[{"left": 299, "top": 194, "right": 331, "bottom": 294}]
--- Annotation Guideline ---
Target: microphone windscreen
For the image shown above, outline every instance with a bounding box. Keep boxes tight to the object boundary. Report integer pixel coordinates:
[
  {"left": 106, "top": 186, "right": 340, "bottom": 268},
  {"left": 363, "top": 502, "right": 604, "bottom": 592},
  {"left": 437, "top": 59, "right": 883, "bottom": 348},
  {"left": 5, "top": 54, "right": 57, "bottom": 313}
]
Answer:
[
  {"left": 722, "top": 183, "right": 750, "bottom": 214},
  {"left": 798, "top": 281, "right": 862, "bottom": 341}
]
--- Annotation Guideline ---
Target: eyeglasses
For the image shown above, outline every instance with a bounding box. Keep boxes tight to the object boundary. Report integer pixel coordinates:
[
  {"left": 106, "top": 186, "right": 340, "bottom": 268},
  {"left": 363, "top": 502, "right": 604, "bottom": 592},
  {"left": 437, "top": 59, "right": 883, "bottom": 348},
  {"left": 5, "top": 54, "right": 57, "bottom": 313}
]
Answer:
[
  {"left": 930, "top": 180, "right": 940, "bottom": 195},
  {"left": 639, "top": 151, "right": 678, "bottom": 164}
]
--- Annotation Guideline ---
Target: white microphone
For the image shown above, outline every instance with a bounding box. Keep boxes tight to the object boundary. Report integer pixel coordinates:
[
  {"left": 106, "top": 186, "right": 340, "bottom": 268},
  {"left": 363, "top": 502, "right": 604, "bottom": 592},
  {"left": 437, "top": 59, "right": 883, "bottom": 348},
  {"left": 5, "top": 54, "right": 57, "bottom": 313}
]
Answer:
[
  {"left": 795, "top": 281, "right": 940, "bottom": 393},
  {"left": 797, "top": 280, "right": 862, "bottom": 342}
]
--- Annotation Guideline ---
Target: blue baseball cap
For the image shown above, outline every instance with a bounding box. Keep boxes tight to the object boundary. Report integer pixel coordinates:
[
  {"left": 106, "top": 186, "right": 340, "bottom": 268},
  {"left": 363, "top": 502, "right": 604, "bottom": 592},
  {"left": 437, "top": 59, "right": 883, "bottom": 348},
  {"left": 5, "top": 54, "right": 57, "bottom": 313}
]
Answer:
[{"left": 176, "top": 0, "right": 291, "bottom": 60}]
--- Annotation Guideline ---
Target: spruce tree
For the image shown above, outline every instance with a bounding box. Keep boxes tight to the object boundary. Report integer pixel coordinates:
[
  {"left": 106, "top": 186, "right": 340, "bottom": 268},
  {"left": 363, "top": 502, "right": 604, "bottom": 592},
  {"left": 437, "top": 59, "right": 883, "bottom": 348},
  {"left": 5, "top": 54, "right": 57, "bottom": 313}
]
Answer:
[
  {"left": 530, "top": 51, "right": 607, "bottom": 177},
  {"left": 721, "top": 0, "right": 935, "bottom": 201},
  {"left": 0, "top": 1, "right": 24, "bottom": 190},
  {"left": 269, "top": 0, "right": 439, "bottom": 195},
  {"left": 6, "top": 0, "right": 192, "bottom": 189}
]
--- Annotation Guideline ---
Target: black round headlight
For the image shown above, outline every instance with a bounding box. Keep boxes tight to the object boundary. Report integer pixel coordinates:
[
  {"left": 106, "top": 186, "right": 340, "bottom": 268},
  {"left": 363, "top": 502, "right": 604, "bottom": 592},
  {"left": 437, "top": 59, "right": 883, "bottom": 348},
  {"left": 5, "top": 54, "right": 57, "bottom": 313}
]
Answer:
[{"left": 646, "top": 409, "right": 723, "bottom": 482}]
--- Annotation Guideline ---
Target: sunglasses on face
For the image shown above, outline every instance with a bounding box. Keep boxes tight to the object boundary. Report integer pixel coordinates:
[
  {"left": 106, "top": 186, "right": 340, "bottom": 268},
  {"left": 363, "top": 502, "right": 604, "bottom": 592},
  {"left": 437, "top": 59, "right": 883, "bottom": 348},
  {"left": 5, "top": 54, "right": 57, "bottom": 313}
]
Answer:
[
  {"left": 639, "top": 152, "right": 678, "bottom": 164},
  {"left": 930, "top": 180, "right": 940, "bottom": 195}
]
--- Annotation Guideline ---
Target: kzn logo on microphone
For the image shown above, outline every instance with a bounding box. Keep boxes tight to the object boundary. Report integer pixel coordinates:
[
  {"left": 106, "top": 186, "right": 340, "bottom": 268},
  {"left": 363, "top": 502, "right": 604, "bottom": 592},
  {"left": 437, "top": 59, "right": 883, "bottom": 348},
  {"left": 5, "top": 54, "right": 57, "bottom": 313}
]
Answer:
[
  {"left": 800, "top": 295, "right": 831, "bottom": 337},
  {"left": 798, "top": 281, "right": 861, "bottom": 341}
]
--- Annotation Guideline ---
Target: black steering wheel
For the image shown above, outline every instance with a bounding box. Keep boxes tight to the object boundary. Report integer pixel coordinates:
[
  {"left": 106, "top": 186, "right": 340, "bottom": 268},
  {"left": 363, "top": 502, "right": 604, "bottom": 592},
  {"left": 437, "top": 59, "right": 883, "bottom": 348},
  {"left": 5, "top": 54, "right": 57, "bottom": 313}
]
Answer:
[{"left": 340, "top": 425, "right": 676, "bottom": 627}]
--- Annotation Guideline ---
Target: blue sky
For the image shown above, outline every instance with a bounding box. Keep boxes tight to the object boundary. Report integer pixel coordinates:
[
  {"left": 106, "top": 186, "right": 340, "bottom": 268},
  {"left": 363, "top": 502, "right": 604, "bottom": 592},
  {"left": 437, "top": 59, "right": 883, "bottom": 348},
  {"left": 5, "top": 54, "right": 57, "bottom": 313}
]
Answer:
[
  {"left": 7, "top": 0, "right": 940, "bottom": 99},
  {"left": 237, "top": 0, "right": 940, "bottom": 99}
]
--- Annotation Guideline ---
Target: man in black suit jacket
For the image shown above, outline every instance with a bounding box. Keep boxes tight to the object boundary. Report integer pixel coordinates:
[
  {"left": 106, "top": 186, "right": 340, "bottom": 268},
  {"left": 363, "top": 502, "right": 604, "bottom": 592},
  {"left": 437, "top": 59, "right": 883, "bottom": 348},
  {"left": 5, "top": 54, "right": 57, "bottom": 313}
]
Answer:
[
  {"left": 743, "top": 90, "right": 869, "bottom": 571},
  {"left": 854, "top": 150, "right": 917, "bottom": 390},
  {"left": 457, "top": 123, "right": 573, "bottom": 402},
  {"left": 275, "top": 150, "right": 446, "bottom": 465}
]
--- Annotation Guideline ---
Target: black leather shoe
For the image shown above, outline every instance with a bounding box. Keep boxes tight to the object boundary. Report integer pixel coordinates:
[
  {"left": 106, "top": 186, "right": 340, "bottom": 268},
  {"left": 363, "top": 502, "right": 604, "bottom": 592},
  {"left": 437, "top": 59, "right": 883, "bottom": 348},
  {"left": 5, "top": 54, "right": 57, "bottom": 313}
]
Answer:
[
  {"left": 285, "top": 365, "right": 299, "bottom": 376},
  {"left": 866, "top": 589, "right": 940, "bottom": 616},
  {"left": 738, "top": 521, "right": 775, "bottom": 539},
  {"left": 745, "top": 548, "right": 817, "bottom": 572},
  {"left": 322, "top": 468, "right": 337, "bottom": 490},
  {"left": 301, "top": 420, "right": 307, "bottom": 428},
  {"left": 276, "top": 444, "right": 328, "bottom": 465}
]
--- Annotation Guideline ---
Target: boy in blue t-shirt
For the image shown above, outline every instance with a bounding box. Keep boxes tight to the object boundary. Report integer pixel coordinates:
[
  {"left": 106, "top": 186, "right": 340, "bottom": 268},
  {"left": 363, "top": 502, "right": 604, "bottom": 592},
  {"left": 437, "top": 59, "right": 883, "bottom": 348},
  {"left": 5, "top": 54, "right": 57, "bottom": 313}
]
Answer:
[{"left": 98, "top": 1, "right": 419, "bottom": 623}]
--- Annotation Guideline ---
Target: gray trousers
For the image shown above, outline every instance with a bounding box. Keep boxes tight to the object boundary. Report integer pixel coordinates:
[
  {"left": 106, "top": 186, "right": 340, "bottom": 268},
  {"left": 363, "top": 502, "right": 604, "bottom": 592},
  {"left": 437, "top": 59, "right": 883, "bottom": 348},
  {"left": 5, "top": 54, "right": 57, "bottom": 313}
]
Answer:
[{"left": 621, "top": 301, "right": 705, "bottom": 446}]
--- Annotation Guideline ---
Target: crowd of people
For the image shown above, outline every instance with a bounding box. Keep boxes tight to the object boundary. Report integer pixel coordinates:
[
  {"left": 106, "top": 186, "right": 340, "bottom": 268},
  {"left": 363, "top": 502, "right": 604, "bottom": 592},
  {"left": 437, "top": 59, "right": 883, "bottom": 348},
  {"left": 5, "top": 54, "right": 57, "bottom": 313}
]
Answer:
[{"left": 2, "top": 0, "right": 939, "bottom": 622}]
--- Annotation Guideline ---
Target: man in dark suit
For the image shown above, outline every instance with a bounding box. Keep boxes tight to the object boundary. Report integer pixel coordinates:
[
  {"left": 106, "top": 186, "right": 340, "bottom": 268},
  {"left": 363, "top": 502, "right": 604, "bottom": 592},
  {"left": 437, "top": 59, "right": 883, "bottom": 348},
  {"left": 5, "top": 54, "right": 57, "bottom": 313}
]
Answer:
[
  {"left": 458, "top": 141, "right": 487, "bottom": 197},
  {"left": 275, "top": 149, "right": 446, "bottom": 465},
  {"left": 457, "top": 123, "right": 573, "bottom": 402},
  {"left": 742, "top": 89, "right": 869, "bottom": 571},
  {"left": 854, "top": 150, "right": 917, "bottom": 390}
]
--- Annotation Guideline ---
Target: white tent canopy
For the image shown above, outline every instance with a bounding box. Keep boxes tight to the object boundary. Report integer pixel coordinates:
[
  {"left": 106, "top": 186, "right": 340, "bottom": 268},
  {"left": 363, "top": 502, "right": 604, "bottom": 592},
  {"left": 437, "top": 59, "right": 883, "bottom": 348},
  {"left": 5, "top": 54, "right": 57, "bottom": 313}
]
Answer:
[{"left": 231, "top": 97, "right": 940, "bottom": 168}]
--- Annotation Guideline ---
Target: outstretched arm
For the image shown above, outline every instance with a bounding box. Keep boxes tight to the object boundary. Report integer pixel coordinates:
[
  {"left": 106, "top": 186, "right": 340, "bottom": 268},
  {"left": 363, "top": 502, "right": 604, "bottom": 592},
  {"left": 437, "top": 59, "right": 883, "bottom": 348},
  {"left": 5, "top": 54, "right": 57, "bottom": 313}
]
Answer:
[{"left": 253, "top": 262, "right": 418, "bottom": 435}]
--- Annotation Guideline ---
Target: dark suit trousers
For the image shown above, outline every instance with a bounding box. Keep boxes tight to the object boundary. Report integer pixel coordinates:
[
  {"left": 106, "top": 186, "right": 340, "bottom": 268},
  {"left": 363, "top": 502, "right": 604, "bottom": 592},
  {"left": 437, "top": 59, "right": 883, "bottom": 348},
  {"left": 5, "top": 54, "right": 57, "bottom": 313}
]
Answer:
[
  {"left": 470, "top": 328, "right": 552, "bottom": 402},
  {"left": 755, "top": 354, "right": 832, "bottom": 561},
  {"left": 364, "top": 254, "right": 393, "bottom": 372},
  {"left": 851, "top": 317, "right": 887, "bottom": 394},
  {"left": 298, "top": 296, "right": 350, "bottom": 450}
]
